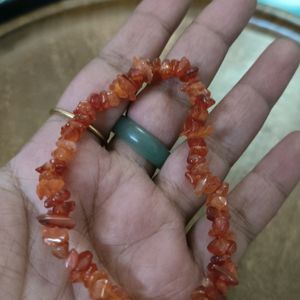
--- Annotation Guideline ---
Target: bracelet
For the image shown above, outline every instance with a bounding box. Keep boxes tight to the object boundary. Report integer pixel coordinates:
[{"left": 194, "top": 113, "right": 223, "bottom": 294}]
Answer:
[{"left": 35, "top": 57, "right": 237, "bottom": 300}]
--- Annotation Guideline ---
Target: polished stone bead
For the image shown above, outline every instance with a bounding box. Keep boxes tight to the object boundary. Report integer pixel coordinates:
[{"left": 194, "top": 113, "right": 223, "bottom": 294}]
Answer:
[
  {"left": 66, "top": 249, "right": 79, "bottom": 271},
  {"left": 210, "top": 216, "right": 230, "bottom": 236},
  {"left": 203, "top": 176, "right": 222, "bottom": 195},
  {"left": 37, "top": 214, "right": 75, "bottom": 229},
  {"left": 208, "top": 238, "right": 236, "bottom": 256},
  {"left": 41, "top": 226, "right": 69, "bottom": 246},
  {"left": 132, "top": 57, "right": 153, "bottom": 83},
  {"left": 73, "top": 100, "right": 97, "bottom": 126},
  {"left": 37, "top": 178, "right": 65, "bottom": 200},
  {"left": 76, "top": 250, "right": 93, "bottom": 272},
  {"left": 180, "top": 66, "right": 199, "bottom": 82},
  {"left": 159, "top": 59, "right": 173, "bottom": 80},
  {"left": 52, "top": 242, "right": 69, "bottom": 259},
  {"left": 176, "top": 57, "right": 191, "bottom": 79},
  {"left": 208, "top": 196, "right": 228, "bottom": 211},
  {"left": 52, "top": 146, "right": 75, "bottom": 163},
  {"left": 106, "top": 91, "right": 121, "bottom": 107},
  {"left": 215, "top": 183, "right": 229, "bottom": 197},
  {"left": 127, "top": 67, "right": 144, "bottom": 88},
  {"left": 52, "top": 201, "right": 75, "bottom": 216},
  {"left": 89, "top": 279, "right": 109, "bottom": 299},
  {"left": 87, "top": 270, "right": 109, "bottom": 289},
  {"left": 194, "top": 175, "right": 209, "bottom": 196},
  {"left": 60, "top": 120, "right": 86, "bottom": 142},
  {"left": 110, "top": 75, "right": 137, "bottom": 100},
  {"left": 83, "top": 263, "right": 98, "bottom": 287}
]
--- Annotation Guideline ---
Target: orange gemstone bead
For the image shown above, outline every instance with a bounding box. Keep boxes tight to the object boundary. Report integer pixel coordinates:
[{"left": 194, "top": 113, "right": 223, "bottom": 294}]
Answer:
[
  {"left": 182, "top": 80, "right": 205, "bottom": 99},
  {"left": 203, "top": 175, "right": 222, "bottom": 195},
  {"left": 37, "top": 214, "right": 75, "bottom": 229},
  {"left": 70, "top": 270, "right": 83, "bottom": 283},
  {"left": 87, "top": 270, "right": 109, "bottom": 289},
  {"left": 89, "top": 279, "right": 109, "bottom": 299},
  {"left": 208, "top": 195, "right": 228, "bottom": 211},
  {"left": 52, "top": 146, "right": 75, "bottom": 163},
  {"left": 180, "top": 66, "right": 199, "bottom": 82},
  {"left": 88, "top": 93, "right": 103, "bottom": 111},
  {"left": 207, "top": 238, "right": 236, "bottom": 256},
  {"left": 110, "top": 75, "right": 137, "bottom": 101},
  {"left": 132, "top": 57, "right": 153, "bottom": 83},
  {"left": 210, "top": 216, "right": 230, "bottom": 236},
  {"left": 207, "top": 207, "right": 220, "bottom": 221},
  {"left": 106, "top": 91, "right": 121, "bottom": 107},
  {"left": 189, "top": 161, "right": 209, "bottom": 177},
  {"left": 83, "top": 263, "right": 98, "bottom": 287},
  {"left": 36, "top": 159, "right": 67, "bottom": 176},
  {"left": 210, "top": 255, "right": 230, "bottom": 265},
  {"left": 190, "top": 144, "right": 208, "bottom": 157},
  {"left": 176, "top": 57, "right": 191, "bottom": 79},
  {"left": 185, "top": 172, "right": 201, "bottom": 187},
  {"left": 76, "top": 250, "right": 93, "bottom": 272},
  {"left": 66, "top": 249, "right": 79, "bottom": 271},
  {"left": 190, "top": 106, "right": 209, "bottom": 122},
  {"left": 213, "top": 264, "right": 238, "bottom": 286},
  {"left": 187, "top": 152, "right": 205, "bottom": 165},
  {"left": 52, "top": 189, "right": 71, "bottom": 202},
  {"left": 159, "top": 59, "right": 173, "bottom": 80},
  {"left": 186, "top": 126, "right": 213, "bottom": 139},
  {"left": 52, "top": 242, "right": 69, "bottom": 259},
  {"left": 44, "top": 189, "right": 71, "bottom": 208},
  {"left": 187, "top": 137, "right": 206, "bottom": 148},
  {"left": 36, "top": 178, "right": 65, "bottom": 200},
  {"left": 215, "top": 183, "right": 229, "bottom": 197},
  {"left": 194, "top": 175, "right": 209, "bottom": 196},
  {"left": 151, "top": 57, "right": 161, "bottom": 73},
  {"left": 215, "top": 278, "right": 229, "bottom": 294},
  {"left": 61, "top": 120, "right": 86, "bottom": 142},
  {"left": 73, "top": 100, "right": 97, "bottom": 126},
  {"left": 52, "top": 201, "right": 75, "bottom": 216},
  {"left": 56, "top": 139, "right": 76, "bottom": 154},
  {"left": 41, "top": 226, "right": 69, "bottom": 246},
  {"left": 127, "top": 67, "right": 144, "bottom": 89}
]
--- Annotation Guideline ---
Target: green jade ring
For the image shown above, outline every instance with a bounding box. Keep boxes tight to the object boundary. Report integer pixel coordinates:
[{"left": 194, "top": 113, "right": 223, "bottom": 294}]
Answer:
[{"left": 113, "top": 116, "right": 170, "bottom": 169}]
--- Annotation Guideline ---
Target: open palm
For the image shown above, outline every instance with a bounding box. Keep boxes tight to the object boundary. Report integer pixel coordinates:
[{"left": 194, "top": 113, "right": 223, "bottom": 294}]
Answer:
[{"left": 1, "top": 0, "right": 299, "bottom": 299}]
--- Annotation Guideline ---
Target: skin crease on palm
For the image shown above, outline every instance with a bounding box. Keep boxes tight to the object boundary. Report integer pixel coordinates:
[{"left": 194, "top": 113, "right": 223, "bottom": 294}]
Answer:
[{"left": 0, "top": 0, "right": 299, "bottom": 299}]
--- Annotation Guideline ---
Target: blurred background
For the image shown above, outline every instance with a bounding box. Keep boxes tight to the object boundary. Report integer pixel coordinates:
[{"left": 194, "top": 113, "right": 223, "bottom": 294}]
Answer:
[{"left": 0, "top": 0, "right": 299, "bottom": 299}]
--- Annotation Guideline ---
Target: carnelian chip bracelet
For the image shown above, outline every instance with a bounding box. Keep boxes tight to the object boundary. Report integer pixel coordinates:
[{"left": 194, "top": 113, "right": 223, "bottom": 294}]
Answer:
[{"left": 35, "top": 57, "right": 237, "bottom": 300}]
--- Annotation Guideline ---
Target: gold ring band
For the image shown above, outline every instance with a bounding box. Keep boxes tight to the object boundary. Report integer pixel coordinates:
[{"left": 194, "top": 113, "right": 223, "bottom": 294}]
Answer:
[{"left": 50, "top": 108, "right": 106, "bottom": 145}]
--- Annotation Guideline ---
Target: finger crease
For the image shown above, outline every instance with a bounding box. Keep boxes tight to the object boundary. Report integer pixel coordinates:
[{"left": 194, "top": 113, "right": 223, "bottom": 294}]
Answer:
[
  {"left": 206, "top": 136, "right": 233, "bottom": 169},
  {"left": 252, "top": 168, "right": 288, "bottom": 200},
  {"left": 193, "top": 19, "right": 230, "bottom": 49},
  {"left": 229, "top": 200, "right": 256, "bottom": 244},
  {"left": 207, "top": 80, "right": 272, "bottom": 167},
  {"left": 157, "top": 175, "right": 198, "bottom": 216},
  {"left": 136, "top": 9, "right": 173, "bottom": 37},
  {"left": 98, "top": 52, "right": 132, "bottom": 75},
  {"left": 237, "top": 81, "right": 273, "bottom": 111}
]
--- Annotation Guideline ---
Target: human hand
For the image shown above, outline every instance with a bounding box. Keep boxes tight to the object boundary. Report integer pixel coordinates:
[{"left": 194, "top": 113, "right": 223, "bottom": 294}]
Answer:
[{"left": 1, "top": 0, "right": 299, "bottom": 299}]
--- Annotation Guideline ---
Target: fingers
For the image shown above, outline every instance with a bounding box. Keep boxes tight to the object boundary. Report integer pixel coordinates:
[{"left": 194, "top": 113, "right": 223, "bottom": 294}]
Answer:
[
  {"left": 167, "top": 0, "right": 257, "bottom": 85},
  {"left": 156, "top": 38, "right": 300, "bottom": 220},
  {"left": 54, "top": 0, "right": 192, "bottom": 136},
  {"left": 14, "top": 0, "right": 192, "bottom": 222},
  {"left": 190, "top": 132, "right": 300, "bottom": 266},
  {"left": 111, "top": 0, "right": 256, "bottom": 170}
]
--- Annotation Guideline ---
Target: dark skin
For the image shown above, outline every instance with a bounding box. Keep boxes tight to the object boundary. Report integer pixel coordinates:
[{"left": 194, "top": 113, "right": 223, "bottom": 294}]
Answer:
[{"left": 1, "top": 0, "right": 300, "bottom": 299}]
